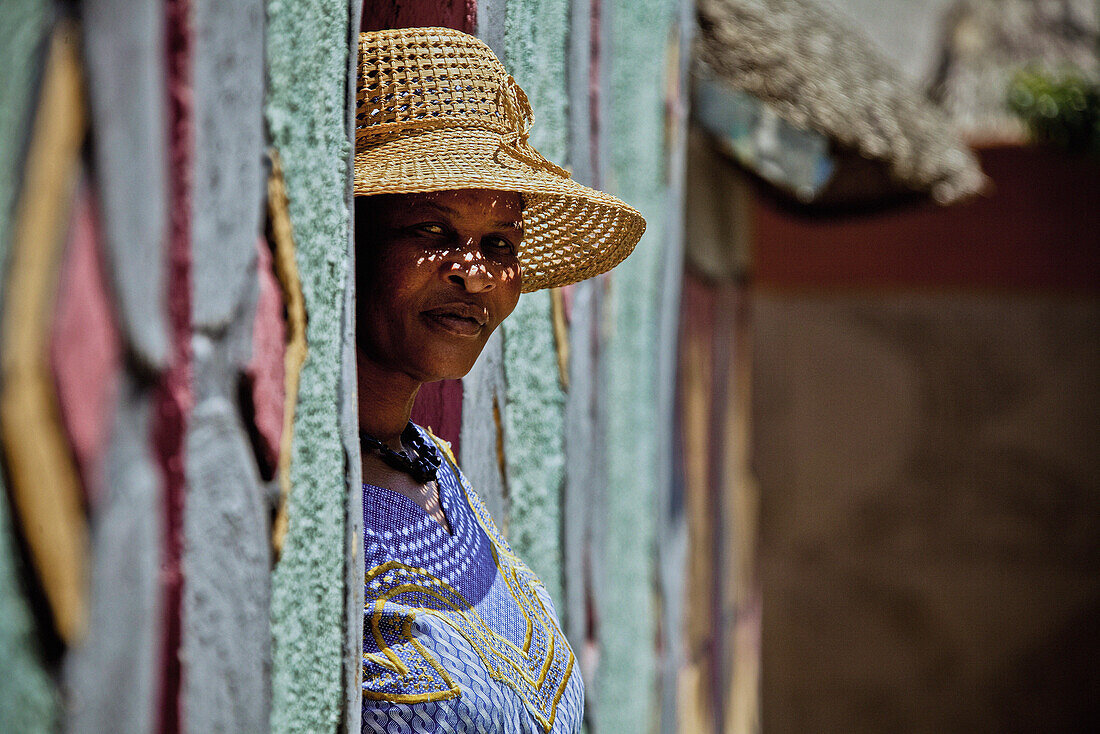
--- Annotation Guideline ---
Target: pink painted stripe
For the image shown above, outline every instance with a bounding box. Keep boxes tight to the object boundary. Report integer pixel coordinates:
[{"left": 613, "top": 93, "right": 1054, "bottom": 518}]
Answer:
[
  {"left": 589, "top": 0, "right": 602, "bottom": 187},
  {"left": 244, "top": 235, "right": 287, "bottom": 479},
  {"left": 361, "top": 0, "right": 476, "bottom": 32},
  {"left": 411, "top": 379, "right": 463, "bottom": 457},
  {"left": 155, "top": 0, "right": 193, "bottom": 731},
  {"left": 49, "top": 179, "right": 121, "bottom": 510}
]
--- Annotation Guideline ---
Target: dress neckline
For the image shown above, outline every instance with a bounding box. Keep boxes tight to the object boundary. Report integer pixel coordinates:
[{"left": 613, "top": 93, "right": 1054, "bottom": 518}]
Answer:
[
  {"left": 362, "top": 478, "right": 455, "bottom": 537},
  {"left": 362, "top": 427, "right": 459, "bottom": 538}
]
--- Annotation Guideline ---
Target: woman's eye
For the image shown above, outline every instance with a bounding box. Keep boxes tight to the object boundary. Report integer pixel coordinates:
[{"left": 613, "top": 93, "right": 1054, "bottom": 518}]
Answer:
[{"left": 485, "top": 236, "right": 516, "bottom": 254}]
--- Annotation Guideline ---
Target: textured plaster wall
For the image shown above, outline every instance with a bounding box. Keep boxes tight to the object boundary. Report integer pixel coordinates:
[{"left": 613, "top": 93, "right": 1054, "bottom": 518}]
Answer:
[
  {"left": 0, "top": 3, "right": 684, "bottom": 730},
  {"left": 0, "top": 0, "right": 48, "bottom": 275},
  {"left": 265, "top": 1, "right": 353, "bottom": 731},
  {"left": 182, "top": 0, "right": 270, "bottom": 730},
  {"left": 63, "top": 2, "right": 178, "bottom": 730},
  {"left": 559, "top": 0, "right": 601, "bottom": 710},
  {"left": 486, "top": 2, "right": 683, "bottom": 728},
  {"left": 498, "top": 0, "right": 571, "bottom": 604},
  {"left": 0, "top": 497, "right": 57, "bottom": 732},
  {"left": 598, "top": 0, "right": 676, "bottom": 729},
  {"left": 0, "top": 3, "right": 62, "bottom": 731}
]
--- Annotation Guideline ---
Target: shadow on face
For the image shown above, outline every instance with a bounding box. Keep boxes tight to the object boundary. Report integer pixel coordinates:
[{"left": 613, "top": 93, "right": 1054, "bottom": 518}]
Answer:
[{"left": 355, "top": 189, "right": 524, "bottom": 383}]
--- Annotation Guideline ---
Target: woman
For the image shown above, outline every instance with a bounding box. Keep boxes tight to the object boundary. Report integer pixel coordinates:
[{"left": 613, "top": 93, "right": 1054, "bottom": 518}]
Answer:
[{"left": 353, "top": 28, "right": 645, "bottom": 733}]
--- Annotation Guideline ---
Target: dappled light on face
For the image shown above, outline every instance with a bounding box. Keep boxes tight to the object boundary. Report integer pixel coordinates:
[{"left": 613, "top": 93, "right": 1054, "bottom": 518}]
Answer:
[
  {"left": 443, "top": 259, "right": 519, "bottom": 283},
  {"left": 415, "top": 250, "right": 456, "bottom": 267},
  {"left": 354, "top": 188, "right": 525, "bottom": 387}
]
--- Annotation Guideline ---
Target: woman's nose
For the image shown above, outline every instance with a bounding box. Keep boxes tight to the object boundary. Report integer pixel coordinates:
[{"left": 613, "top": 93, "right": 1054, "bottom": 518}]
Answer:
[{"left": 445, "top": 238, "right": 496, "bottom": 292}]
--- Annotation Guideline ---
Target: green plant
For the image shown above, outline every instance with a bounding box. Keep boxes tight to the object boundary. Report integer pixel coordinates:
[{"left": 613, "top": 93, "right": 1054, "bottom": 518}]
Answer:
[{"left": 1008, "top": 69, "right": 1100, "bottom": 156}]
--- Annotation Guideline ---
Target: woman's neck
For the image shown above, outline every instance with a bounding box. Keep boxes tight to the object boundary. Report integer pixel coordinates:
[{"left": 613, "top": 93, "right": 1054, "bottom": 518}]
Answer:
[{"left": 356, "top": 350, "right": 421, "bottom": 450}]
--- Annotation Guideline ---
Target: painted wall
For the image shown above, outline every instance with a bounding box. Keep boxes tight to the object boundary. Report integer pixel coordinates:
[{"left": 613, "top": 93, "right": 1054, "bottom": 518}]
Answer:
[
  {"left": 0, "top": 2, "right": 685, "bottom": 733},
  {"left": 0, "top": 2, "right": 58, "bottom": 729},
  {"left": 265, "top": 0, "right": 360, "bottom": 731},
  {"left": 0, "top": 1, "right": 359, "bottom": 731},
  {"left": 599, "top": 0, "right": 690, "bottom": 729},
  {"left": 476, "top": 1, "right": 690, "bottom": 729},
  {"left": 498, "top": 0, "right": 571, "bottom": 612},
  {"left": 363, "top": 3, "right": 689, "bottom": 731}
]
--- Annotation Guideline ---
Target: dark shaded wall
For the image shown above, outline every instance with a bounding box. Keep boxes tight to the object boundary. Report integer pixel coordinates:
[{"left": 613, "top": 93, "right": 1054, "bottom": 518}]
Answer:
[{"left": 750, "top": 147, "right": 1100, "bottom": 733}]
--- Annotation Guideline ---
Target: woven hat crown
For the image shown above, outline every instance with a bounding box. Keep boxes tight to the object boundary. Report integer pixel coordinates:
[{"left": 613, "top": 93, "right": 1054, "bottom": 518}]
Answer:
[
  {"left": 357, "top": 29, "right": 563, "bottom": 174},
  {"left": 354, "top": 28, "right": 645, "bottom": 292},
  {"left": 358, "top": 28, "right": 510, "bottom": 136}
]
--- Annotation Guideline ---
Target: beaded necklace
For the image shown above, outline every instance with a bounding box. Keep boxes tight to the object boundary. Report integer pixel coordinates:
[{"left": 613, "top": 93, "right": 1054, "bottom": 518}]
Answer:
[{"left": 359, "top": 423, "right": 441, "bottom": 484}]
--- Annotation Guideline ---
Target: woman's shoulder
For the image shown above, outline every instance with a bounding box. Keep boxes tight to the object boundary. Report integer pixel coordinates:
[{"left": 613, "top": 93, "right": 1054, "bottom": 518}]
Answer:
[{"left": 416, "top": 424, "right": 516, "bottom": 557}]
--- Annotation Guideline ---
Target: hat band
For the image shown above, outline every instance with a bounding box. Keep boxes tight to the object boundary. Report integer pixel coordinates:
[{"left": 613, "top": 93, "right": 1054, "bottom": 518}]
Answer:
[{"left": 356, "top": 118, "right": 571, "bottom": 180}]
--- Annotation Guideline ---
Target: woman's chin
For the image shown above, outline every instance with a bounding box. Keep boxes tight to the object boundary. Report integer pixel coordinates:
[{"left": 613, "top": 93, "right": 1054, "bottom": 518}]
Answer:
[{"left": 411, "top": 351, "right": 481, "bottom": 383}]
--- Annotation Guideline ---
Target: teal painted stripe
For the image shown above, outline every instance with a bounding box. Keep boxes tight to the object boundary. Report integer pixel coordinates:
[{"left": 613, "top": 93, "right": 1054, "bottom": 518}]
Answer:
[
  {"left": 0, "top": 2, "right": 59, "bottom": 729},
  {"left": 500, "top": 0, "right": 570, "bottom": 606},
  {"left": 0, "top": 490, "right": 58, "bottom": 732},
  {"left": 0, "top": 0, "right": 49, "bottom": 299},
  {"left": 598, "top": 0, "right": 676, "bottom": 730},
  {"left": 265, "top": 0, "right": 352, "bottom": 731}
]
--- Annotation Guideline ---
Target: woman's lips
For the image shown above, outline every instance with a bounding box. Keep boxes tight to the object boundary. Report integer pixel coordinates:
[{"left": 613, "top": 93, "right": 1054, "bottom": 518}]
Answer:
[{"left": 421, "top": 309, "right": 485, "bottom": 337}]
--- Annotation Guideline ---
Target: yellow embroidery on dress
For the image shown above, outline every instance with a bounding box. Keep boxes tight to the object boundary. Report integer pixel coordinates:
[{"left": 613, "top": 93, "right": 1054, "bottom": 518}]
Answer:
[
  {"left": 363, "top": 555, "right": 574, "bottom": 731},
  {"left": 366, "top": 562, "right": 559, "bottom": 681},
  {"left": 457, "top": 481, "right": 578, "bottom": 725},
  {"left": 361, "top": 586, "right": 461, "bottom": 703},
  {"left": 361, "top": 431, "right": 577, "bottom": 730},
  {"left": 431, "top": 431, "right": 577, "bottom": 728}
]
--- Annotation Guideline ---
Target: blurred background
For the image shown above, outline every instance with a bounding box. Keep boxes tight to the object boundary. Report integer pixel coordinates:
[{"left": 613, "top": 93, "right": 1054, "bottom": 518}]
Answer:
[{"left": 0, "top": 0, "right": 1096, "bottom": 733}]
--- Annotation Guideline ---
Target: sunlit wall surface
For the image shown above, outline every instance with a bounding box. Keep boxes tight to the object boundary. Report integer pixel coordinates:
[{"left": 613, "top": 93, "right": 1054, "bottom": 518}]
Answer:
[{"left": 0, "top": 0, "right": 688, "bottom": 732}]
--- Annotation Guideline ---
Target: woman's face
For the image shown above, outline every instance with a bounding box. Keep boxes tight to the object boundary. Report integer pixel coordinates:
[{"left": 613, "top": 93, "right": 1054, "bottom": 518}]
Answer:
[{"left": 356, "top": 189, "right": 524, "bottom": 382}]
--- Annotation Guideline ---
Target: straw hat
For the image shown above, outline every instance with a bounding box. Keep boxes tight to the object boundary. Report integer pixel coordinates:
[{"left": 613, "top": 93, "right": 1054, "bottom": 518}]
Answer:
[{"left": 354, "top": 27, "right": 646, "bottom": 292}]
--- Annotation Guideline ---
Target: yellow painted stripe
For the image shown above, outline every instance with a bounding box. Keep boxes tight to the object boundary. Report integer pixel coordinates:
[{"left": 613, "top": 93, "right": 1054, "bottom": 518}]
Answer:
[
  {"left": 549, "top": 286, "right": 570, "bottom": 391},
  {"left": 0, "top": 20, "right": 89, "bottom": 645},
  {"left": 267, "top": 149, "right": 308, "bottom": 557}
]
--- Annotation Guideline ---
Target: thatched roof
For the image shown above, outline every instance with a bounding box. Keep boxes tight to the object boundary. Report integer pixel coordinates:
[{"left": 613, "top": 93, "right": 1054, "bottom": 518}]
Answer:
[
  {"left": 697, "top": 0, "right": 987, "bottom": 205},
  {"left": 926, "top": 0, "right": 1099, "bottom": 142}
]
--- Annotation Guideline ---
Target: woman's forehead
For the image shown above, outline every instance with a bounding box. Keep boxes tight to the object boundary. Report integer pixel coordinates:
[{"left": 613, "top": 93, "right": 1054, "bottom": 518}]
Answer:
[{"left": 358, "top": 189, "right": 523, "bottom": 227}]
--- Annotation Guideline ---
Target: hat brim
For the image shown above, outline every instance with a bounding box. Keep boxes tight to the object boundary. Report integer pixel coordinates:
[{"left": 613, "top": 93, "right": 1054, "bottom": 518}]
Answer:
[{"left": 354, "top": 127, "right": 646, "bottom": 292}]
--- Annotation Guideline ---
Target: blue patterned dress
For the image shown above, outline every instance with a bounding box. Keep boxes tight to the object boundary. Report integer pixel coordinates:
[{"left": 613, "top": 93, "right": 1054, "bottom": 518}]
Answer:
[{"left": 361, "top": 427, "right": 584, "bottom": 733}]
